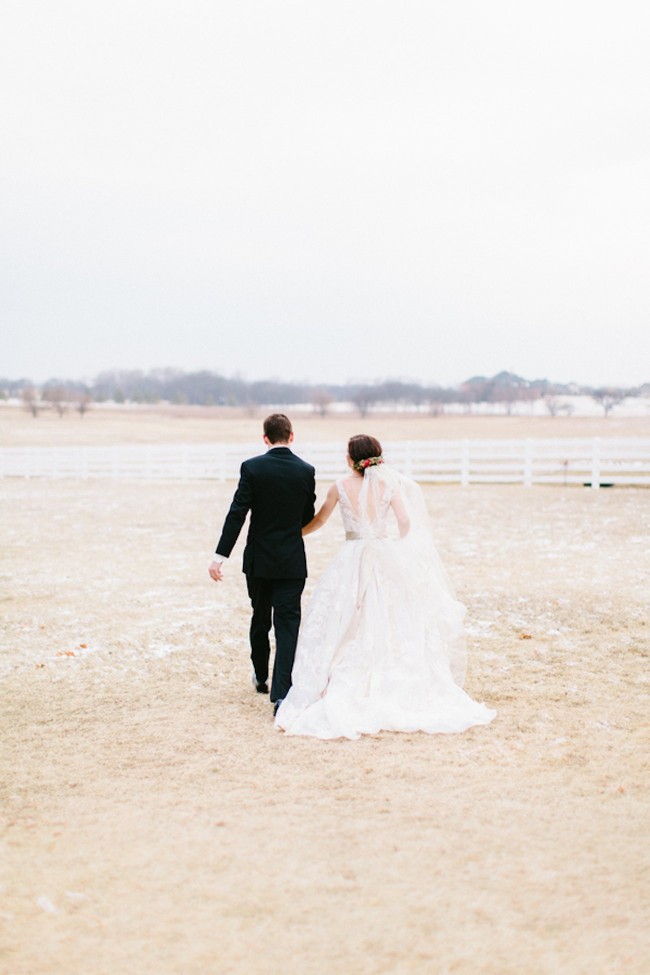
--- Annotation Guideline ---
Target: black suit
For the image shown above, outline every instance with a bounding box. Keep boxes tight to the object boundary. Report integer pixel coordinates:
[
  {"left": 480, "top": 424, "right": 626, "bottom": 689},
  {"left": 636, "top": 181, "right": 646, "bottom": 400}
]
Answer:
[{"left": 215, "top": 446, "right": 316, "bottom": 702}]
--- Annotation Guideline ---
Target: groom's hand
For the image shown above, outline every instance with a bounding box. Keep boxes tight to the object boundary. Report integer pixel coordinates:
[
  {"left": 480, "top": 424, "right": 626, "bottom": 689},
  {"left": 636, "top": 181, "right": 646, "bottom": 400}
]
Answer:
[{"left": 208, "top": 560, "right": 224, "bottom": 582}]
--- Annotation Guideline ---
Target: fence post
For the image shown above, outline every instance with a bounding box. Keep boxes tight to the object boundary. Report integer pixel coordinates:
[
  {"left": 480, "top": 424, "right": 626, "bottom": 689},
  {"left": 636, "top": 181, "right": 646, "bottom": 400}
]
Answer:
[
  {"left": 404, "top": 441, "right": 413, "bottom": 478},
  {"left": 591, "top": 437, "right": 601, "bottom": 489},
  {"left": 460, "top": 440, "right": 470, "bottom": 486},
  {"left": 524, "top": 439, "right": 533, "bottom": 487}
]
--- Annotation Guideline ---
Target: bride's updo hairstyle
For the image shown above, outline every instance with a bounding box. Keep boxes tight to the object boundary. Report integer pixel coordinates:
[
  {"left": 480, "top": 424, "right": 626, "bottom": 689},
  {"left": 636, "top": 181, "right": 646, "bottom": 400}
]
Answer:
[{"left": 348, "top": 434, "right": 383, "bottom": 475}]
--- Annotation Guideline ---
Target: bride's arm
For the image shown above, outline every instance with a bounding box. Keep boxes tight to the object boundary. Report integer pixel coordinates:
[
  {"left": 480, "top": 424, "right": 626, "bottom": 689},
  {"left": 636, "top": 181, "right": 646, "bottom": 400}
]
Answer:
[
  {"left": 390, "top": 492, "right": 410, "bottom": 538},
  {"left": 302, "top": 483, "right": 339, "bottom": 536}
]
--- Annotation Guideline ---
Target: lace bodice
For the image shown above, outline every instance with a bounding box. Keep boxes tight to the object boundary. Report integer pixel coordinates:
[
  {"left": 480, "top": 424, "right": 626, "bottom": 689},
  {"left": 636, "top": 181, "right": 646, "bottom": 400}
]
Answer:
[{"left": 336, "top": 477, "right": 393, "bottom": 538}]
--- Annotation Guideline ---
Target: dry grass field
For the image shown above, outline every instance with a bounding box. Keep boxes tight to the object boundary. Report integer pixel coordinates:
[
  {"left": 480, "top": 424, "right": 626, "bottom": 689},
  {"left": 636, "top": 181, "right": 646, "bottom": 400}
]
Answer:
[
  {"left": 2, "top": 401, "right": 650, "bottom": 448},
  {"left": 1, "top": 408, "right": 649, "bottom": 974}
]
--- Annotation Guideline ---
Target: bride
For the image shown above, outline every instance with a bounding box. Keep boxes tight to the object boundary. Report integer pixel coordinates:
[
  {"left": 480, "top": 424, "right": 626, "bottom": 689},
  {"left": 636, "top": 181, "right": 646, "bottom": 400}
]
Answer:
[{"left": 274, "top": 435, "right": 496, "bottom": 740}]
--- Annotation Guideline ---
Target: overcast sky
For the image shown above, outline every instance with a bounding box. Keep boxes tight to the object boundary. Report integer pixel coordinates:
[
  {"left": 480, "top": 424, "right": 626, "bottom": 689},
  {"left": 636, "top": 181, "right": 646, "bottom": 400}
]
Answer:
[{"left": 2, "top": 0, "right": 649, "bottom": 388}]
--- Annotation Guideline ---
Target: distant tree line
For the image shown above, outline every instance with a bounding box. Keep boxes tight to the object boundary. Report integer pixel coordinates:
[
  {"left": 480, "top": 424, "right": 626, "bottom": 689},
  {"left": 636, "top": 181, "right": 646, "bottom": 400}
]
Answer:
[{"left": 1, "top": 368, "right": 647, "bottom": 418}]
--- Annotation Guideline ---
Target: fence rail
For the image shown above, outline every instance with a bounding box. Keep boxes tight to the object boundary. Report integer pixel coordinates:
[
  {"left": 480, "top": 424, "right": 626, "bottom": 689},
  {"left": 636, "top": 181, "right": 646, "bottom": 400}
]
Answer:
[{"left": 1, "top": 438, "right": 650, "bottom": 487}]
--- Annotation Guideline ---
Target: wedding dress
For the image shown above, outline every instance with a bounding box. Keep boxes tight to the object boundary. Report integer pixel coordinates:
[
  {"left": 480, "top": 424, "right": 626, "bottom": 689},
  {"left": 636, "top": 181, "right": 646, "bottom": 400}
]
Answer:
[{"left": 275, "top": 464, "right": 496, "bottom": 740}]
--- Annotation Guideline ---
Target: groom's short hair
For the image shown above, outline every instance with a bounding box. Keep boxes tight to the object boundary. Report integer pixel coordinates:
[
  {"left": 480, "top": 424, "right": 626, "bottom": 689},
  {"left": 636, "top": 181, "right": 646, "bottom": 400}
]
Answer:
[{"left": 263, "top": 413, "right": 293, "bottom": 444}]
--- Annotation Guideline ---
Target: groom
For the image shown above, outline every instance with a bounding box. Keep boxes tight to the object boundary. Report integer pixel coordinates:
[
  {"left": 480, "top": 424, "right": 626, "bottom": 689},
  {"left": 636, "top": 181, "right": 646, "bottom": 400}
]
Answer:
[{"left": 208, "top": 414, "right": 316, "bottom": 713}]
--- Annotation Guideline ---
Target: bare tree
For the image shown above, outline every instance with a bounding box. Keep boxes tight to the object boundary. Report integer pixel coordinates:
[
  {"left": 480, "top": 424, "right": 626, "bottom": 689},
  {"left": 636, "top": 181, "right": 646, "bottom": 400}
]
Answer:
[
  {"left": 592, "top": 387, "right": 626, "bottom": 417},
  {"left": 543, "top": 395, "right": 562, "bottom": 417},
  {"left": 42, "top": 385, "right": 69, "bottom": 417},
  {"left": 427, "top": 386, "right": 454, "bottom": 416},
  {"left": 458, "top": 383, "right": 480, "bottom": 413},
  {"left": 352, "top": 386, "right": 375, "bottom": 418},
  {"left": 311, "top": 388, "right": 333, "bottom": 417},
  {"left": 21, "top": 386, "right": 40, "bottom": 417},
  {"left": 496, "top": 385, "right": 520, "bottom": 416},
  {"left": 76, "top": 393, "right": 92, "bottom": 418},
  {"left": 543, "top": 395, "right": 574, "bottom": 417}
]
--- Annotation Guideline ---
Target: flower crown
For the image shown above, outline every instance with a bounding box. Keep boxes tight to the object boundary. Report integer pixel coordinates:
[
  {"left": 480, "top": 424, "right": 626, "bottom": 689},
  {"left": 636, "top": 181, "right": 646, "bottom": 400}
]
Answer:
[{"left": 353, "top": 456, "right": 384, "bottom": 472}]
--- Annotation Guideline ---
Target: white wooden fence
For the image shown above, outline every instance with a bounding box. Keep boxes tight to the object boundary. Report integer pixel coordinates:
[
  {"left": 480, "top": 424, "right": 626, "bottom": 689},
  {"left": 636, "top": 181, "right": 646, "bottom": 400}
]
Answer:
[{"left": 1, "top": 439, "right": 650, "bottom": 487}]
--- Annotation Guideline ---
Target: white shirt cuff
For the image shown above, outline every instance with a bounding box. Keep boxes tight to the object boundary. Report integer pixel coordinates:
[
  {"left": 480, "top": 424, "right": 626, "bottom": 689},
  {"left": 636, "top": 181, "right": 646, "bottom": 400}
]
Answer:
[{"left": 211, "top": 554, "right": 228, "bottom": 563}]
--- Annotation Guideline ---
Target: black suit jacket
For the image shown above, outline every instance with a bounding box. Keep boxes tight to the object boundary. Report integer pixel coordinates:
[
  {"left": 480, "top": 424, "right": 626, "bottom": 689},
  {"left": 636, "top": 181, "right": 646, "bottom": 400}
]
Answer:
[{"left": 215, "top": 447, "right": 316, "bottom": 579}]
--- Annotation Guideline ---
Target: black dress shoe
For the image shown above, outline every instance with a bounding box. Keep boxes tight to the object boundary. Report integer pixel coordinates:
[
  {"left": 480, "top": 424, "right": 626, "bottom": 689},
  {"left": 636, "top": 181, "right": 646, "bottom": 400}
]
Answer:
[
  {"left": 273, "top": 698, "right": 284, "bottom": 717},
  {"left": 251, "top": 673, "right": 269, "bottom": 694}
]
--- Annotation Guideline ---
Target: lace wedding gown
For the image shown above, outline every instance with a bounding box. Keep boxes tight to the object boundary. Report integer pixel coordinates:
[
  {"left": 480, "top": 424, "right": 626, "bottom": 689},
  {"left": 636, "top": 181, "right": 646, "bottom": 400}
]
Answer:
[{"left": 275, "top": 465, "right": 496, "bottom": 740}]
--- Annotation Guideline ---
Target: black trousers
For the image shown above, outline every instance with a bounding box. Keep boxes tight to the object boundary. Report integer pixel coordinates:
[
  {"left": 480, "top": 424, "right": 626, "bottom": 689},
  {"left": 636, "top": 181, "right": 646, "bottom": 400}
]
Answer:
[{"left": 246, "top": 576, "right": 305, "bottom": 703}]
